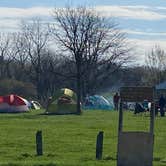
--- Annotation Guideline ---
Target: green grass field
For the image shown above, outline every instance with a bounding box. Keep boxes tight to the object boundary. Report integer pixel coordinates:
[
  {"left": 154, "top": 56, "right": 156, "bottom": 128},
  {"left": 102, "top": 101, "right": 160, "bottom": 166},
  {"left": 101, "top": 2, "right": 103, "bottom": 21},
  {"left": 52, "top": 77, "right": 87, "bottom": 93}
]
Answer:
[{"left": 0, "top": 110, "right": 165, "bottom": 166}]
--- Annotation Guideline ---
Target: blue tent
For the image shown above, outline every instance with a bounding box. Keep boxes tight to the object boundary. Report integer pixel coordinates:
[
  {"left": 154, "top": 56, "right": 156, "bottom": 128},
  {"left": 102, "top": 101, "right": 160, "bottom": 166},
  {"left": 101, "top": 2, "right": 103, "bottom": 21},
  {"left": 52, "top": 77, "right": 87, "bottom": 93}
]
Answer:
[
  {"left": 83, "top": 95, "right": 113, "bottom": 110},
  {"left": 155, "top": 81, "right": 166, "bottom": 98}
]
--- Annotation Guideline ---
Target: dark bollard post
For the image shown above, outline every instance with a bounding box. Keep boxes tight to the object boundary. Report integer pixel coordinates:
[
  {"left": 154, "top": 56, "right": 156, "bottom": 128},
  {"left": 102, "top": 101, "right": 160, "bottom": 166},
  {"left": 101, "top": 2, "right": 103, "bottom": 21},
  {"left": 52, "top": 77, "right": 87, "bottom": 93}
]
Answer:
[
  {"left": 36, "top": 130, "right": 43, "bottom": 156},
  {"left": 96, "top": 131, "right": 104, "bottom": 160}
]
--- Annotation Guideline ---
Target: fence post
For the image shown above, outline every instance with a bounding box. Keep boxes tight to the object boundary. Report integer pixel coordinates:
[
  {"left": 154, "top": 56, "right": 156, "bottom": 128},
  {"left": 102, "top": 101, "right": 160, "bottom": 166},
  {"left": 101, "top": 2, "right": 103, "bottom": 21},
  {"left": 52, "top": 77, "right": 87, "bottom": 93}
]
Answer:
[
  {"left": 96, "top": 131, "right": 104, "bottom": 160},
  {"left": 36, "top": 130, "right": 43, "bottom": 156}
]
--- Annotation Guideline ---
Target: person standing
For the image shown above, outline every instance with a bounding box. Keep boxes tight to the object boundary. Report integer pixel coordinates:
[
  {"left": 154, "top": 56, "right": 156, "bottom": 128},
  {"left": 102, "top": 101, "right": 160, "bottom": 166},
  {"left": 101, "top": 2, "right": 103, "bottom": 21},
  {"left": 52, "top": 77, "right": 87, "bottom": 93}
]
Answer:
[
  {"left": 159, "top": 94, "right": 166, "bottom": 117},
  {"left": 113, "top": 92, "right": 120, "bottom": 110}
]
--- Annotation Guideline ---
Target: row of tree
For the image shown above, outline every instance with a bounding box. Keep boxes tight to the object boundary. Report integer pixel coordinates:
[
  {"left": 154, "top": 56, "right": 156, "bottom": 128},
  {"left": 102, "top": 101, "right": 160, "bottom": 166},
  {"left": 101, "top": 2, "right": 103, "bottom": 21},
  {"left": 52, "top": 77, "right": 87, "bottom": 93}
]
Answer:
[{"left": 0, "top": 6, "right": 165, "bottom": 113}]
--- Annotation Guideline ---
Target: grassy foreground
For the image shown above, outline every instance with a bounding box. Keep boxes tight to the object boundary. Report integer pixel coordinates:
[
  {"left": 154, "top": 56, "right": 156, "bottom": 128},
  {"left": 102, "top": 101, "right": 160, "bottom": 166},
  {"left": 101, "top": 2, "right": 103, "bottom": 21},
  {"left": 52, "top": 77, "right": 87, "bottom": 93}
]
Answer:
[{"left": 0, "top": 110, "right": 165, "bottom": 165}]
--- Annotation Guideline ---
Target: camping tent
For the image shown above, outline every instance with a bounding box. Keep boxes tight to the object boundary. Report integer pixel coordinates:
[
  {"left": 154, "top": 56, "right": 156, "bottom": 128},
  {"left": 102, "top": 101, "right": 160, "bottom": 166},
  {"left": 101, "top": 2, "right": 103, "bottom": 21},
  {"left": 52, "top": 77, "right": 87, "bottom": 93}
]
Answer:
[
  {"left": 0, "top": 94, "right": 29, "bottom": 112},
  {"left": 83, "top": 95, "right": 113, "bottom": 110},
  {"left": 30, "top": 100, "right": 41, "bottom": 110},
  {"left": 46, "top": 88, "right": 78, "bottom": 114}
]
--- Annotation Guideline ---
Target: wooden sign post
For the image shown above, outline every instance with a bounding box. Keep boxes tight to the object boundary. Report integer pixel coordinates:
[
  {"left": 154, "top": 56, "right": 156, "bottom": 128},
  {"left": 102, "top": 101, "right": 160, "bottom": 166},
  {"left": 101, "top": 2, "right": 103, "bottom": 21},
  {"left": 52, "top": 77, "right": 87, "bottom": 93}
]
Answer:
[{"left": 117, "top": 87, "right": 155, "bottom": 166}]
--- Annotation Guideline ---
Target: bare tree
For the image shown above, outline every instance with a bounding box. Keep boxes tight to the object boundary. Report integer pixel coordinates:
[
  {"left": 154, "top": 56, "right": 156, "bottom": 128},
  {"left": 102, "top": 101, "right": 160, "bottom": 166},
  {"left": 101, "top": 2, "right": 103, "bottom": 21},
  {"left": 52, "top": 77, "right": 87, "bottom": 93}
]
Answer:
[
  {"left": 52, "top": 6, "right": 131, "bottom": 114},
  {"left": 145, "top": 45, "right": 166, "bottom": 85},
  {"left": 81, "top": 30, "right": 130, "bottom": 95},
  {"left": 11, "top": 32, "right": 31, "bottom": 81},
  {"left": 0, "top": 33, "right": 16, "bottom": 79},
  {"left": 20, "top": 19, "right": 50, "bottom": 99}
]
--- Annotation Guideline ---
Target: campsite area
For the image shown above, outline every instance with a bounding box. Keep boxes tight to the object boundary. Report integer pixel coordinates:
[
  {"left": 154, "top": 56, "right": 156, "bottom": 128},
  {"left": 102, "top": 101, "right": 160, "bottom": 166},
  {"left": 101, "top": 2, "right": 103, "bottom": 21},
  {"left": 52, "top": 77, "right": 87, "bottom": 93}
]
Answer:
[{"left": 0, "top": 110, "right": 165, "bottom": 166}]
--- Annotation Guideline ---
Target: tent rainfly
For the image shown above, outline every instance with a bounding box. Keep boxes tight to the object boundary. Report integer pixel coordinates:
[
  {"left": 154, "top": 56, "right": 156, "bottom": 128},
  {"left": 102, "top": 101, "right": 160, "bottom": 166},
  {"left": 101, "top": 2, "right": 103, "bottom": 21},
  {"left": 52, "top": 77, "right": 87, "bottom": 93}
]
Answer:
[{"left": 46, "top": 88, "right": 78, "bottom": 114}]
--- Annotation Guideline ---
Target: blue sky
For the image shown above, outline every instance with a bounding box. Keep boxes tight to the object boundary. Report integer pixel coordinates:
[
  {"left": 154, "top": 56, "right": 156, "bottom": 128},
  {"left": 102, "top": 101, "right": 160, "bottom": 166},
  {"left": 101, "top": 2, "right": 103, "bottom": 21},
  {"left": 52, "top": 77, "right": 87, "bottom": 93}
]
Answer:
[
  {"left": 0, "top": 0, "right": 166, "bottom": 7},
  {"left": 0, "top": 0, "right": 166, "bottom": 64}
]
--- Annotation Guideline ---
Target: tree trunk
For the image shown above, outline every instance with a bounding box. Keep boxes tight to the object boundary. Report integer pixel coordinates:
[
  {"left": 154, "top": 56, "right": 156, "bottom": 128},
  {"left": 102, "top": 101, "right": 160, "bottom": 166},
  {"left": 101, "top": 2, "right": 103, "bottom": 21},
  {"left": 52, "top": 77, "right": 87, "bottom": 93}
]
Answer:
[
  {"left": 76, "top": 62, "right": 81, "bottom": 115},
  {"left": 36, "top": 70, "right": 42, "bottom": 100}
]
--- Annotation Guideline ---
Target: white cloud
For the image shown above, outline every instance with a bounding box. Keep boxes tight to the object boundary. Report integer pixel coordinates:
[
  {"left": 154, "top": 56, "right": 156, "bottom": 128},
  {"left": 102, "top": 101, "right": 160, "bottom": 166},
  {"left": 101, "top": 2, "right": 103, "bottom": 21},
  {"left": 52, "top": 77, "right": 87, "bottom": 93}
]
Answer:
[
  {"left": 0, "top": 7, "right": 54, "bottom": 32},
  {"left": 130, "top": 38, "right": 166, "bottom": 51},
  {"left": 124, "top": 29, "right": 166, "bottom": 36},
  {"left": 0, "top": 19, "right": 20, "bottom": 32},
  {"left": 0, "top": 5, "right": 165, "bottom": 21},
  {"left": 128, "top": 38, "right": 166, "bottom": 64},
  {"left": 95, "top": 5, "right": 166, "bottom": 20},
  {"left": 156, "top": 7, "right": 166, "bottom": 10},
  {"left": 0, "top": 7, "right": 53, "bottom": 19},
  {"left": 0, "top": 6, "right": 165, "bottom": 65}
]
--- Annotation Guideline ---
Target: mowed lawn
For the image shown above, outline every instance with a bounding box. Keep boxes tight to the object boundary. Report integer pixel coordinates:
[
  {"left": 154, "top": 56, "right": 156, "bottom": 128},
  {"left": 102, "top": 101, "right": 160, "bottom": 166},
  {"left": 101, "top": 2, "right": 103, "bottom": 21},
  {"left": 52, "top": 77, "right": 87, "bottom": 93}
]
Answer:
[{"left": 0, "top": 110, "right": 165, "bottom": 166}]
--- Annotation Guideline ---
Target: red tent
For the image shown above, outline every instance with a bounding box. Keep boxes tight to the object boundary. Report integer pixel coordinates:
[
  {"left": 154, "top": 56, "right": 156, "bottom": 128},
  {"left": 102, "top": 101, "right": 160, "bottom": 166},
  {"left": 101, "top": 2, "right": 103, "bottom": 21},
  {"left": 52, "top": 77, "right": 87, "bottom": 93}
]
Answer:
[{"left": 0, "top": 94, "right": 29, "bottom": 112}]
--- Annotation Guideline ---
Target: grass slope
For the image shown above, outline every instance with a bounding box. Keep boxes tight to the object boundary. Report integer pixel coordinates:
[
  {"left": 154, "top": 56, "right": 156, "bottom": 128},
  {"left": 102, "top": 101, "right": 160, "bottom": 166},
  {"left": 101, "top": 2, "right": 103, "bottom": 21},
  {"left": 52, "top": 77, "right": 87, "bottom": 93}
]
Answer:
[{"left": 0, "top": 110, "right": 165, "bottom": 165}]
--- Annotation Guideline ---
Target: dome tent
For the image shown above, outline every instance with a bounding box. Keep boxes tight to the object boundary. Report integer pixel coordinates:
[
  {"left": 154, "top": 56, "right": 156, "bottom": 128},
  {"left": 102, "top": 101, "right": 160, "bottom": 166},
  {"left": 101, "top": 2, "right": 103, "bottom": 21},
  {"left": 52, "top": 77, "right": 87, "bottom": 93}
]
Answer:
[
  {"left": 0, "top": 94, "right": 29, "bottom": 113},
  {"left": 30, "top": 100, "right": 41, "bottom": 110},
  {"left": 83, "top": 95, "right": 113, "bottom": 110},
  {"left": 46, "top": 88, "right": 78, "bottom": 114}
]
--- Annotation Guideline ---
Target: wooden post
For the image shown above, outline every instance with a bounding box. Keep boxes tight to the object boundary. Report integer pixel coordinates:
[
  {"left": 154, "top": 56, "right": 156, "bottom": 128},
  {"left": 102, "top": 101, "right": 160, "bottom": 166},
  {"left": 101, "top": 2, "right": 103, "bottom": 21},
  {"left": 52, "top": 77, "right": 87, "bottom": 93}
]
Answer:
[
  {"left": 118, "top": 102, "right": 123, "bottom": 133},
  {"left": 96, "top": 131, "right": 104, "bottom": 160},
  {"left": 150, "top": 101, "right": 155, "bottom": 136},
  {"left": 150, "top": 88, "right": 155, "bottom": 136},
  {"left": 36, "top": 130, "right": 43, "bottom": 156}
]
